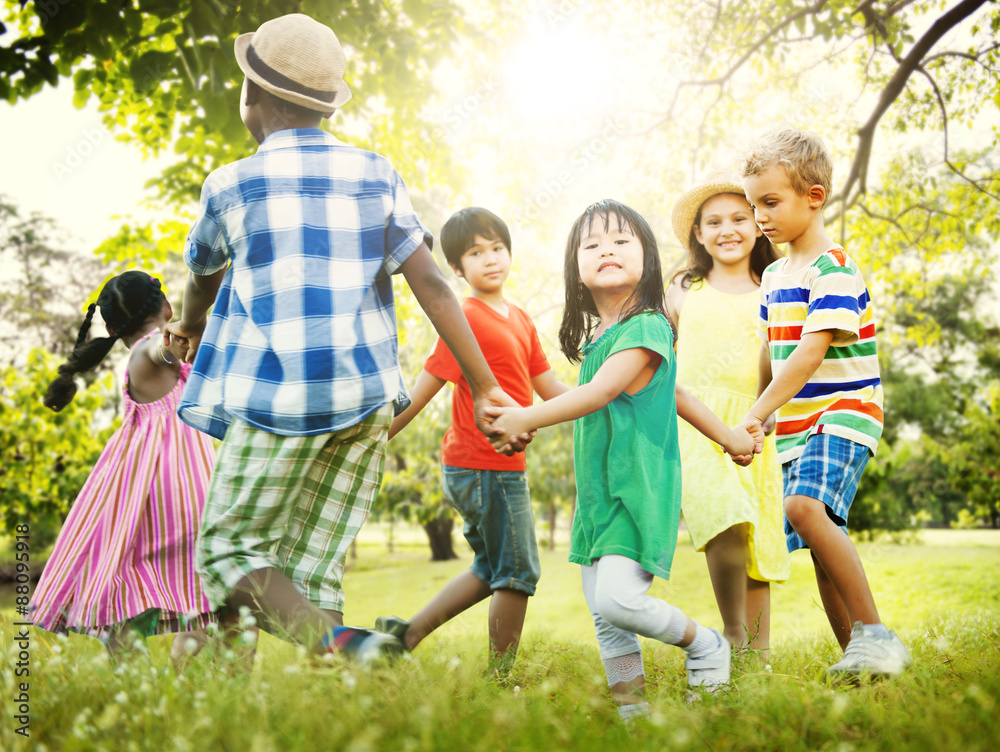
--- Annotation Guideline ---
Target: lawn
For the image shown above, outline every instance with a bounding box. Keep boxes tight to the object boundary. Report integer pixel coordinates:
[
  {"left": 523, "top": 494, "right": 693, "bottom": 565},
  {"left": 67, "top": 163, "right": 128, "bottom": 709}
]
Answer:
[{"left": 1, "top": 527, "right": 997, "bottom": 751}]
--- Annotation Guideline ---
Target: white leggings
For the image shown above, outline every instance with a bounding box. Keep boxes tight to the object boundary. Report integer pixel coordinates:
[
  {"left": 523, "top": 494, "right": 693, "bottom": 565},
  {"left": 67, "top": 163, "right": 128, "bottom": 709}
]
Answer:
[{"left": 581, "top": 554, "right": 689, "bottom": 661}]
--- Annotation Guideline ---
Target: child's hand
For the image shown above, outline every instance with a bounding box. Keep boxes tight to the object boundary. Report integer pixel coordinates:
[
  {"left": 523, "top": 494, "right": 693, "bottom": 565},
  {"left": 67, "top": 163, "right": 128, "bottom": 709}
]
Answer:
[
  {"left": 164, "top": 332, "right": 188, "bottom": 363},
  {"left": 762, "top": 412, "right": 777, "bottom": 436},
  {"left": 165, "top": 321, "right": 205, "bottom": 363},
  {"left": 474, "top": 387, "right": 532, "bottom": 454},
  {"left": 725, "top": 420, "right": 761, "bottom": 465},
  {"left": 483, "top": 405, "right": 536, "bottom": 454}
]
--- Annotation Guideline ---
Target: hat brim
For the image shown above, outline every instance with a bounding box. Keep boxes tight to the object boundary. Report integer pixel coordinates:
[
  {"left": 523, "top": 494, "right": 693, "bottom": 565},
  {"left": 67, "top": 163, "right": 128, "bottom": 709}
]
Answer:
[
  {"left": 670, "top": 180, "right": 748, "bottom": 252},
  {"left": 234, "top": 32, "right": 351, "bottom": 114}
]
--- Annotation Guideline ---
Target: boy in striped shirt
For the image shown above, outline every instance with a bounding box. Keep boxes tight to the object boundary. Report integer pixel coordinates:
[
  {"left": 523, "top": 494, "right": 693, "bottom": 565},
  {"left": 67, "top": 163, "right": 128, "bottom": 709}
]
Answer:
[{"left": 738, "top": 128, "right": 909, "bottom": 680}]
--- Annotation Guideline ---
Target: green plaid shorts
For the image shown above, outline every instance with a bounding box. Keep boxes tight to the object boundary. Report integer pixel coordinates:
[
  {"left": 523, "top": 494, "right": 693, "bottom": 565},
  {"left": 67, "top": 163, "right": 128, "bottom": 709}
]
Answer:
[{"left": 195, "top": 405, "right": 392, "bottom": 613}]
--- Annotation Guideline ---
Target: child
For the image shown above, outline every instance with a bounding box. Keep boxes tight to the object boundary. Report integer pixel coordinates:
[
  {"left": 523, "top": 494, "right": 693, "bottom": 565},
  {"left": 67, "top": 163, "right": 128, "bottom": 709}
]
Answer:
[
  {"left": 32, "top": 271, "right": 224, "bottom": 668},
  {"left": 164, "top": 14, "right": 520, "bottom": 664},
  {"left": 738, "top": 128, "right": 909, "bottom": 678},
  {"left": 375, "top": 207, "right": 567, "bottom": 671},
  {"left": 487, "top": 200, "right": 761, "bottom": 717},
  {"left": 666, "top": 172, "right": 790, "bottom": 655}
]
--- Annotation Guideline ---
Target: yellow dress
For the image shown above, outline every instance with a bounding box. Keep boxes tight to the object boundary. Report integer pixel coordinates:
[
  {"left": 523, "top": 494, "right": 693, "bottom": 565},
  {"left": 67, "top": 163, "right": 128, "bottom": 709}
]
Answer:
[{"left": 676, "top": 280, "right": 790, "bottom": 583}]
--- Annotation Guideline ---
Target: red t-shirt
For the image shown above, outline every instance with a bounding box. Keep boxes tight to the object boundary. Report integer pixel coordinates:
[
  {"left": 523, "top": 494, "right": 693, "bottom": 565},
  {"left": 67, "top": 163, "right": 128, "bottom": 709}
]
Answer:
[{"left": 424, "top": 297, "right": 551, "bottom": 471}]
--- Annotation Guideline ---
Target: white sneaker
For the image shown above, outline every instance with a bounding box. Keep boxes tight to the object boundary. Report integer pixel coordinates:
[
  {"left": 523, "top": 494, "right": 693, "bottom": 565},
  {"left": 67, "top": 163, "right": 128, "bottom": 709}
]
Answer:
[
  {"left": 685, "top": 628, "right": 731, "bottom": 692},
  {"left": 825, "top": 622, "right": 910, "bottom": 679}
]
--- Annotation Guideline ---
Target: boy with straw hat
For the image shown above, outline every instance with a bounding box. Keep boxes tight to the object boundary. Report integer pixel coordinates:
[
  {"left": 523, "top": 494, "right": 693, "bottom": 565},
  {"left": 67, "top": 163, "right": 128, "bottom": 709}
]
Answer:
[{"left": 166, "top": 13, "right": 522, "bottom": 664}]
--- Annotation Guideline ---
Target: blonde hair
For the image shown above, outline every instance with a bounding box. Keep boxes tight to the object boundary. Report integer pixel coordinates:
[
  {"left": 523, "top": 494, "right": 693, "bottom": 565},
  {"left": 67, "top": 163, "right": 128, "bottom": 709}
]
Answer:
[{"left": 740, "top": 128, "right": 833, "bottom": 203}]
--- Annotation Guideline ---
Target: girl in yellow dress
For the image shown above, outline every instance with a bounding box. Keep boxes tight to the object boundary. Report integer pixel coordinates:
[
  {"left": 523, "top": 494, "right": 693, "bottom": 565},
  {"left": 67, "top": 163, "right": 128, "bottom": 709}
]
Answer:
[{"left": 666, "top": 172, "right": 790, "bottom": 656}]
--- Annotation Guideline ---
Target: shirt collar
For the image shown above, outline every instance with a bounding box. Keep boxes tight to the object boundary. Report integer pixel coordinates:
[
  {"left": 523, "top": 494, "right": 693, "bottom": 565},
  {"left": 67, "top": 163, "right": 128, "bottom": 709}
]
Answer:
[{"left": 256, "top": 128, "right": 345, "bottom": 154}]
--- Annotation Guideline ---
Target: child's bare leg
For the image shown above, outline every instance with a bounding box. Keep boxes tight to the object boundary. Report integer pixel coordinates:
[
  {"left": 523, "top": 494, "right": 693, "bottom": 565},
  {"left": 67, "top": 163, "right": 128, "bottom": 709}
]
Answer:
[
  {"left": 704, "top": 523, "right": 750, "bottom": 646},
  {"left": 811, "top": 552, "right": 853, "bottom": 649},
  {"left": 745, "top": 578, "right": 771, "bottom": 655},
  {"left": 610, "top": 660, "right": 646, "bottom": 711},
  {"left": 171, "top": 629, "right": 209, "bottom": 672},
  {"left": 105, "top": 621, "right": 149, "bottom": 662},
  {"left": 403, "top": 569, "right": 491, "bottom": 650},
  {"left": 488, "top": 588, "right": 528, "bottom": 666},
  {"left": 785, "top": 494, "right": 879, "bottom": 646},
  {"left": 226, "top": 566, "right": 342, "bottom": 650}
]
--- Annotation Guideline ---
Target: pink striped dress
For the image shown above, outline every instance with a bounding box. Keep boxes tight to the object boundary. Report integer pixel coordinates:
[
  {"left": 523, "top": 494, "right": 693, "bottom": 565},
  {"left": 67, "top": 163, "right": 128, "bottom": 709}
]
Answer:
[{"left": 31, "top": 355, "right": 215, "bottom": 638}]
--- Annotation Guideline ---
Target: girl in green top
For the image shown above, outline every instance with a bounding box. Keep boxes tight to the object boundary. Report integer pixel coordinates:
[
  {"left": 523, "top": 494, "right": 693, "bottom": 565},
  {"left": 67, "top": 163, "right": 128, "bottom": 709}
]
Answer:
[{"left": 487, "top": 200, "right": 761, "bottom": 717}]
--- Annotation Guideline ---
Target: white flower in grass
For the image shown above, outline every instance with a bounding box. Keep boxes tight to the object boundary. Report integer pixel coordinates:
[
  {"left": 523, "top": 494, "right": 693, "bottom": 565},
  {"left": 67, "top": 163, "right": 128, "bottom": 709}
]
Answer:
[
  {"left": 343, "top": 672, "right": 357, "bottom": 689},
  {"left": 114, "top": 691, "right": 129, "bottom": 704},
  {"left": 933, "top": 635, "right": 950, "bottom": 653}
]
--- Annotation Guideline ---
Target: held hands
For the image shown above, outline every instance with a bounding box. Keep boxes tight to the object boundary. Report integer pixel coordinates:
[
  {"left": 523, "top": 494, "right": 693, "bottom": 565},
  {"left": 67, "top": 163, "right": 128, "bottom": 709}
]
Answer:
[
  {"left": 474, "top": 386, "right": 535, "bottom": 455},
  {"left": 727, "top": 417, "right": 766, "bottom": 466},
  {"left": 164, "top": 321, "right": 206, "bottom": 364}
]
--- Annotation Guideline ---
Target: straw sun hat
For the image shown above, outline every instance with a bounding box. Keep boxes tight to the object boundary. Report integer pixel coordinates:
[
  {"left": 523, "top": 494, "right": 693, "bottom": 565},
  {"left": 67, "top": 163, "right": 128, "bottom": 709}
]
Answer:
[
  {"left": 234, "top": 13, "right": 352, "bottom": 113},
  {"left": 670, "top": 170, "right": 749, "bottom": 252}
]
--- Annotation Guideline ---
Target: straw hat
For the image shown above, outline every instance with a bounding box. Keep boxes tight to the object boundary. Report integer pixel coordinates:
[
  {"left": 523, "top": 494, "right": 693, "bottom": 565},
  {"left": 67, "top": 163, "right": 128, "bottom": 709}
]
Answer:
[
  {"left": 670, "top": 170, "right": 748, "bottom": 252},
  {"left": 234, "top": 14, "right": 352, "bottom": 113}
]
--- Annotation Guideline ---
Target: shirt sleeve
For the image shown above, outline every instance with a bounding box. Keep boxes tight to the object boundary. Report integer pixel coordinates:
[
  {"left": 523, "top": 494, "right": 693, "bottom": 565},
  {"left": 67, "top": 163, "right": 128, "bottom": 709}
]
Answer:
[
  {"left": 802, "top": 259, "right": 861, "bottom": 345},
  {"left": 383, "top": 167, "right": 433, "bottom": 275},
  {"left": 184, "top": 174, "right": 231, "bottom": 276},
  {"left": 423, "top": 336, "right": 461, "bottom": 384},
  {"left": 606, "top": 312, "right": 675, "bottom": 362}
]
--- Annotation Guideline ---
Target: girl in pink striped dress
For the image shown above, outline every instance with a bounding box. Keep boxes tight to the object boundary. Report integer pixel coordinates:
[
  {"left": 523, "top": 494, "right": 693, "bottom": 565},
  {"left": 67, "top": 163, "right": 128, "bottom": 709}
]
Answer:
[{"left": 32, "top": 271, "right": 222, "bottom": 667}]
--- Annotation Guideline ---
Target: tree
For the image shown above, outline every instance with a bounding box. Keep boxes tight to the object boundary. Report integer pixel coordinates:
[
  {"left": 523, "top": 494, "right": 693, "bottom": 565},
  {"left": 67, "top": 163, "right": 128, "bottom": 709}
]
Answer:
[
  {"left": 0, "top": 197, "right": 107, "bottom": 365},
  {"left": 0, "top": 348, "right": 117, "bottom": 550},
  {"left": 0, "top": 0, "right": 470, "bottom": 205}
]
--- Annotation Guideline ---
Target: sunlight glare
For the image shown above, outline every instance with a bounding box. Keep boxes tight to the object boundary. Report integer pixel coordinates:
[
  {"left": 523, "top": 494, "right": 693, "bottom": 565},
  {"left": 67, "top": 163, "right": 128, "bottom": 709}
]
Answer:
[{"left": 503, "top": 22, "right": 615, "bottom": 128}]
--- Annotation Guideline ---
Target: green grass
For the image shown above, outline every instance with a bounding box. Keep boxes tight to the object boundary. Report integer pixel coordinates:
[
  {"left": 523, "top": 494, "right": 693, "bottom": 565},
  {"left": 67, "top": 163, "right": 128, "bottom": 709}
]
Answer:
[{"left": 1, "top": 528, "right": 998, "bottom": 751}]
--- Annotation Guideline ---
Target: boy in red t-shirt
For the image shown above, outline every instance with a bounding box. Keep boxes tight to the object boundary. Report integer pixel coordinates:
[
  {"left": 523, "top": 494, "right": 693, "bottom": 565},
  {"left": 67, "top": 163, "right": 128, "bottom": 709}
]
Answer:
[{"left": 377, "top": 207, "right": 567, "bottom": 671}]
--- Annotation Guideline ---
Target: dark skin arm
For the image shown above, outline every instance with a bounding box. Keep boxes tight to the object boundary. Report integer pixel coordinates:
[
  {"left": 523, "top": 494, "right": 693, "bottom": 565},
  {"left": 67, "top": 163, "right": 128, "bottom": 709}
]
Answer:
[
  {"left": 399, "top": 243, "right": 527, "bottom": 448},
  {"left": 164, "top": 266, "right": 228, "bottom": 363}
]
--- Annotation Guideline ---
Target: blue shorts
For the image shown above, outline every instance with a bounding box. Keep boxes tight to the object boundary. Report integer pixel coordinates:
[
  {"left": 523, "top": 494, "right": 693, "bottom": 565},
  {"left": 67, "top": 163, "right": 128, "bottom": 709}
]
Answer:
[
  {"left": 782, "top": 433, "right": 871, "bottom": 552},
  {"left": 441, "top": 466, "right": 541, "bottom": 596}
]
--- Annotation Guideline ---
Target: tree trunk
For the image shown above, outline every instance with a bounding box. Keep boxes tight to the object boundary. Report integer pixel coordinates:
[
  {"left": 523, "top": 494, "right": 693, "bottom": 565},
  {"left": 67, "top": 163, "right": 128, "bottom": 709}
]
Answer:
[
  {"left": 423, "top": 515, "right": 457, "bottom": 561},
  {"left": 547, "top": 502, "right": 557, "bottom": 551}
]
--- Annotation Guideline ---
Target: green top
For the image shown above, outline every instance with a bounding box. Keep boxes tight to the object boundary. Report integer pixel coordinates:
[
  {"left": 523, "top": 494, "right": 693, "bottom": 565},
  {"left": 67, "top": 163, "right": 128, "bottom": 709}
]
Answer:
[{"left": 568, "top": 312, "right": 681, "bottom": 580}]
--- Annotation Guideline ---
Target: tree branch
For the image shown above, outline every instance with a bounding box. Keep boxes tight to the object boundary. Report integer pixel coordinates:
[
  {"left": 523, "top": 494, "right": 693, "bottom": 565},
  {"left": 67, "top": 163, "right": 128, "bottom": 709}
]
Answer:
[{"left": 833, "top": 0, "right": 990, "bottom": 207}]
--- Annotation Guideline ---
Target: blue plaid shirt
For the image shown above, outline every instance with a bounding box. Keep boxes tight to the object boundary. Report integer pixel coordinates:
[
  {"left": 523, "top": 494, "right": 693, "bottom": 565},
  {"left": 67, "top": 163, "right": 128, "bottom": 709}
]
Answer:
[{"left": 177, "top": 129, "right": 429, "bottom": 439}]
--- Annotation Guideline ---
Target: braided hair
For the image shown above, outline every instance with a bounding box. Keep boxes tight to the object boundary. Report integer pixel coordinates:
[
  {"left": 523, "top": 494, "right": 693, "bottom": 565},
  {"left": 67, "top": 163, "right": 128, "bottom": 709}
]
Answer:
[{"left": 44, "top": 271, "right": 168, "bottom": 412}]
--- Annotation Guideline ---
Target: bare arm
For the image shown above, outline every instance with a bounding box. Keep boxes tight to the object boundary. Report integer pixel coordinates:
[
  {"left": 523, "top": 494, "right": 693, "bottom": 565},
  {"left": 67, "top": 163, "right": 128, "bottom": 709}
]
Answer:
[
  {"left": 399, "top": 244, "right": 518, "bottom": 442},
  {"left": 675, "top": 384, "right": 758, "bottom": 456},
  {"left": 486, "top": 348, "right": 655, "bottom": 446},
  {"left": 388, "top": 369, "right": 447, "bottom": 440},
  {"left": 663, "top": 278, "right": 687, "bottom": 333},
  {"left": 164, "top": 267, "right": 228, "bottom": 363},
  {"left": 531, "top": 369, "right": 572, "bottom": 401},
  {"left": 745, "top": 330, "right": 834, "bottom": 427}
]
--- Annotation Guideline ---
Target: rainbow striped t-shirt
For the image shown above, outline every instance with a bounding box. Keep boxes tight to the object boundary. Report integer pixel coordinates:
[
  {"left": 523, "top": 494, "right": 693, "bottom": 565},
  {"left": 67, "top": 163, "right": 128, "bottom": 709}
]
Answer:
[{"left": 758, "top": 247, "right": 883, "bottom": 464}]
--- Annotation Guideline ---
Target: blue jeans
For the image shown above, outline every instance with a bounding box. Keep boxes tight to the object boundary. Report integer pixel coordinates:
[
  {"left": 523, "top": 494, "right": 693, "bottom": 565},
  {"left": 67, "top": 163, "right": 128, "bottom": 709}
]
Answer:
[{"left": 441, "top": 466, "right": 541, "bottom": 596}]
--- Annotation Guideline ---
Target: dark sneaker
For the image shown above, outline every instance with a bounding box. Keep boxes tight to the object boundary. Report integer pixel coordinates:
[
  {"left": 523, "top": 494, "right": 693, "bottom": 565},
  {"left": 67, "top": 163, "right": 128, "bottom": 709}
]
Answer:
[
  {"left": 326, "top": 626, "right": 405, "bottom": 666},
  {"left": 374, "top": 615, "right": 410, "bottom": 641}
]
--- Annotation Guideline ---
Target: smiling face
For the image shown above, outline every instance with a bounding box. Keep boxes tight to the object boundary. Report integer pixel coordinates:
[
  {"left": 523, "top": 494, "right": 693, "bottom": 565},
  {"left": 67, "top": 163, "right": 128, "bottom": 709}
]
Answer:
[
  {"left": 693, "top": 193, "right": 761, "bottom": 272},
  {"left": 742, "top": 165, "right": 819, "bottom": 247},
  {"left": 576, "top": 214, "right": 645, "bottom": 300},
  {"left": 453, "top": 234, "right": 511, "bottom": 296}
]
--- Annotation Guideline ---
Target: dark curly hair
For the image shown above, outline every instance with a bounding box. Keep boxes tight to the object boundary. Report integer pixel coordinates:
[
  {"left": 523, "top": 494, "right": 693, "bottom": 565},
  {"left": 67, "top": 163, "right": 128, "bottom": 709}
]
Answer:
[
  {"left": 44, "top": 271, "right": 168, "bottom": 412},
  {"left": 558, "top": 200, "right": 666, "bottom": 363}
]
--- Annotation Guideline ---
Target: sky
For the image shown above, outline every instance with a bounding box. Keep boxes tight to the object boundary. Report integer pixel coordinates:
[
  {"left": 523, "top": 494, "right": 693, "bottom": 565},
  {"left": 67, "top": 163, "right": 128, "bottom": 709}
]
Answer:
[{"left": 0, "top": 83, "right": 169, "bottom": 252}]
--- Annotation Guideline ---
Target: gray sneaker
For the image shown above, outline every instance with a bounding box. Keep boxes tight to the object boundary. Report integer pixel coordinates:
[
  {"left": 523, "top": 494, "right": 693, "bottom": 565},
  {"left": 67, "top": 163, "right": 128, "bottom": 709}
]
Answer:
[
  {"left": 685, "top": 627, "right": 731, "bottom": 692},
  {"left": 825, "top": 621, "right": 910, "bottom": 680}
]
